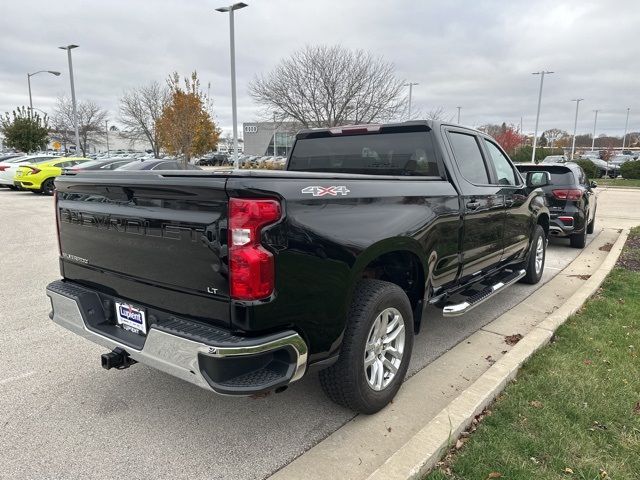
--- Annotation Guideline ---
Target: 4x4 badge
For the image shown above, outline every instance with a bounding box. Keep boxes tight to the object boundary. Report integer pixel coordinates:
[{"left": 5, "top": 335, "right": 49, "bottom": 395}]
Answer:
[{"left": 301, "top": 186, "right": 350, "bottom": 197}]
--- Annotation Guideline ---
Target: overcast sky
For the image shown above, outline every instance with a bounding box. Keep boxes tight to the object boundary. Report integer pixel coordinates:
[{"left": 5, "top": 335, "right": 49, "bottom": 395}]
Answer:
[{"left": 1, "top": 0, "right": 637, "bottom": 137}]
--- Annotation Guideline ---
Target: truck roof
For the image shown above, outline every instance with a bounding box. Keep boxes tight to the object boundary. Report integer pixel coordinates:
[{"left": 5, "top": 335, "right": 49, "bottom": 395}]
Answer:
[{"left": 295, "top": 120, "right": 481, "bottom": 139}]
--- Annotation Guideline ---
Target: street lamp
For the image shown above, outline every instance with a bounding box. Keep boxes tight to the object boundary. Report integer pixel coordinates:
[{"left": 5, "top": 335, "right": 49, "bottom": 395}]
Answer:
[
  {"left": 570, "top": 98, "right": 584, "bottom": 160},
  {"left": 59, "top": 45, "right": 80, "bottom": 156},
  {"left": 531, "top": 70, "right": 553, "bottom": 163},
  {"left": 216, "top": 2, "right": 248, "bottom": 169},
  {"left": 403, "top": 82, "right": 418, "bottom": 120},
  {"left": 27, "top": 70, "right": 61, "bottom": 115},
  {"left": 622, "top": 107, "right": 631, "bottom": 152},
  {"left": 591, "top": 110, "right": 599, "bottom": 152}
]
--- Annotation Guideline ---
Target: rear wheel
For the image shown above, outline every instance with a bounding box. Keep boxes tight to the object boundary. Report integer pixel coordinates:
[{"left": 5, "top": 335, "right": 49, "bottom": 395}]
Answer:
[
  {"left": 41, "top": 178, "right": 55, "bottom": 196},
  {"left": 570, "top": 226, "right": 587, "bottom": 248},
  {"left": 319, "top": 279, "right": 414, "bottom": 414},
  {"left": 520, "top": 225, "right": 546, "bottom": 284}
]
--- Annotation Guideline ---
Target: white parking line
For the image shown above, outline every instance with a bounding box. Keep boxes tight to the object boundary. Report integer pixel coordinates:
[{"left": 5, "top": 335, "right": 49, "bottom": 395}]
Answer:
[{"left": 0, "top": 371, "right": 35, "bottom": 386}]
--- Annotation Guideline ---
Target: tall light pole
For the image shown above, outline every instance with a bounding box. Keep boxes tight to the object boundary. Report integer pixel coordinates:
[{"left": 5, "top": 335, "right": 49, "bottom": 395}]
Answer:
[
  {"left": 105, "top": 120, "right": 110, "bottom": 155},
  {"left": 570, "top": 98, "right": 584, "bottom": 160},
  {"left": 531, "top": 70, "right": 553, "bottom": 163},
  {"left": 216, "top": 2, "right": 248, "bottom": 169},
  {"left": 27, "top": 70, "right": 61, "bottom": 116},
  {"left": 591, "top": 110, "right": 599, "bottom": 152},
  {"left": 456, "top": 106, "right": 461, "bottom": 124},
  {"left": 59, "top": 45, "right": 80, "bottom": 155},
  {"left": 403, "top": 82, "right": 418, "bottom": 120},
  {"left": 622, "top": 107, "right": 631, "bottom": 152}
]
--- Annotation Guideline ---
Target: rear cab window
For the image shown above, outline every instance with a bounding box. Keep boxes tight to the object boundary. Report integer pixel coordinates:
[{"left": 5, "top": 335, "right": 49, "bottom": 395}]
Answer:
[{"left": 288, "top": 127, "right": 441, "bottom": 176}]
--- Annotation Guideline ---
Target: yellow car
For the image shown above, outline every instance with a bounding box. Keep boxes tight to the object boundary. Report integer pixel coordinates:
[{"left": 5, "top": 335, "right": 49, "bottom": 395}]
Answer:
[{"left": 14, "top": 157, "right": 90, "bottom": 195}]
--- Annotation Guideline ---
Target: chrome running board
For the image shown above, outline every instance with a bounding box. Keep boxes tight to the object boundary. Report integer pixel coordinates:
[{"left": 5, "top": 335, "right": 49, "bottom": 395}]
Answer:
[{"left": 442, "top": 269, "right": 526, "bottom": 317}]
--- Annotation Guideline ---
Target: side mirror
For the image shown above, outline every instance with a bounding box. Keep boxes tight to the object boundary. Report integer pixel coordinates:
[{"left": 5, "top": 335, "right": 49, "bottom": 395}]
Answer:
[
  {"left": 590, "top": 181, "right": 597, "bottom": 188},
  {"left": 526, "top": 171, "right": 551, "bottom": 188}
]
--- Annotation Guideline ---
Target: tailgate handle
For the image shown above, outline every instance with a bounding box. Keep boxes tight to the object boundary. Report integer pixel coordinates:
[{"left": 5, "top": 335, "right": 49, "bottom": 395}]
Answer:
[{"left": 466, "top": 200, "right": 480, "bottom": 210}]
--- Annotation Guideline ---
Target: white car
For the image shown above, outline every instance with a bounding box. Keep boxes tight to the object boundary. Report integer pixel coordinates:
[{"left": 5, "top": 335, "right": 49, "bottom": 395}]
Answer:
[
  {"left": 541, "top": 155, "right": 568, "bottom": 164},
  {"left": 0, "top": 154, "right": 59, "bottom": 188}
]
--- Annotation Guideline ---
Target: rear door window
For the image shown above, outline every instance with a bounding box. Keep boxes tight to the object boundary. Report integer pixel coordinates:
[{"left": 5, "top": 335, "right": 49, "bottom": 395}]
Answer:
[
  {"left": 483, "top": 139, "right": 518, "bottom": 186},
  {"left": 448, "top": 132, "right": 490, "bottom": 184}
]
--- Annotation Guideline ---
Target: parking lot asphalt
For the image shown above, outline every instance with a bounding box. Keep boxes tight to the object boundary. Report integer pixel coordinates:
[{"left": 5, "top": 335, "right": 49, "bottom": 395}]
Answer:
[{"left": 0, "top": 187, "right": 633, "bottom": 480}]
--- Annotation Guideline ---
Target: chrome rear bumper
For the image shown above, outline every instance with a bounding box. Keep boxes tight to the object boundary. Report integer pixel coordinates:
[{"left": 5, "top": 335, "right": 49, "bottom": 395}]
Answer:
[{"left": 47, "top": 280, "right": 308, "bottom": 395}]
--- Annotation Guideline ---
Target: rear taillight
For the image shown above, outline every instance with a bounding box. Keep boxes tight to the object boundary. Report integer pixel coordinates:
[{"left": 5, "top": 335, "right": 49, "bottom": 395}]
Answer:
[
  {"left": 0, "top": 166, "right": 8, "bottom": 172},
  {"left": 26, "top": 167, "right": 41, "bottom": 175},
  {"left": 228, "top": 198, "right": 282, "bottom": 300},
  {"left": 552, "top": 189, "right": 582, "bottom": 201}
]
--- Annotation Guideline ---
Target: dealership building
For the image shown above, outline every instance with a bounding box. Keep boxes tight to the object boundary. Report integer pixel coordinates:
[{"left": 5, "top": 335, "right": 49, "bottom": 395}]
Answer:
[{"left": 242, "top": 122, "right": 300, "bottom": 156}]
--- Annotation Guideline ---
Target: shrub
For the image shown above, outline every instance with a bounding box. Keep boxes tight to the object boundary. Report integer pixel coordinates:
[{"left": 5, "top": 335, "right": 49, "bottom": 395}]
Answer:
[
  {"left": 621, "top": 160, "right": 640, "bottom": 179},
  {"left": 574, "top": 159, "right": 598, "bottom": 179}
]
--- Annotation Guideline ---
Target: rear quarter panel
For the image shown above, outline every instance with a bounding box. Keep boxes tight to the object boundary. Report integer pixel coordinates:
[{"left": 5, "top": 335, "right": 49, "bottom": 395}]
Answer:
[{"left": 226, "top": 175, "right": 461, "bottom": 361}]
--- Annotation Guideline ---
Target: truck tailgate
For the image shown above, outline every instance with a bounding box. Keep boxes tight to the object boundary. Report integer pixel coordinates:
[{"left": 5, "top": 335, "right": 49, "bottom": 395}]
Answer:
[{"left": 55, "top": 172, "right": 231, "bottom": 328}]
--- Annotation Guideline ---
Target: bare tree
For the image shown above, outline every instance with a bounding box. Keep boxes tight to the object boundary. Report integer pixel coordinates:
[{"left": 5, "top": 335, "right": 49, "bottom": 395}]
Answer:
[
  {"left": 425, "top": 107, "right": 450, "bottom": 122},
  {"left": 119, "top": 81, "right": 168, "bottom": 158},
  {"left": 249, "top": 45, "right": 406, "bottom": 127},
  {"left": 53, "top": 97, "right": 108, "bottom": 156}
]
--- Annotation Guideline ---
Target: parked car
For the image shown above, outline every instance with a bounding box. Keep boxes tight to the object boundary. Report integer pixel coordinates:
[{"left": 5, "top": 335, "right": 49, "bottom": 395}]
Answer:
[
  {"left": 580, "top": 155, "right": 610, "bottom": 178},
  {"left": 610, "top": 154, "right": 633, "bottom": 173},
  {"left": 517, "top": 162, "right": 596, "bottom": 248},
  {"left": 0, "top": 155, "right": 60, "bottom": 189},
  {"left": 116, "top": 159, "right": 202, "bottom": 171},
  {"left": 14, "top": 157, "right": 90, "bottom": 195},
  {"left": 542, "top": 155, "right": 568, "bottom": 164},
  {"left": 63, "top": 158, "right": 136, "bottom": 173},
  {"left": 197, "top": 154, "right": 229, "bottom": 166},
  {"left": 47, "top": 120, "right": 550, "bottom": 413}
]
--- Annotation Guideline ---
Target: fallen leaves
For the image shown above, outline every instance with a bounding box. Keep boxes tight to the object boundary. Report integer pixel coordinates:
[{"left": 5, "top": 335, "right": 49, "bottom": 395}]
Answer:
[
  {"left": 485, "top": 355, "right": 496, "bottom": 365},
  {"left": 583, "top": 359, "right": 593, "bottom": 366},
  {"left": 530, "top": 400, "right": 544, "bottom": 409},
  {"left": 505, "top": 333, "right": 523, "bottom": 346},
  {"left": 564, "top": 467, "right": 574, "bottom": 474},
  {"left": 486, "top": 472, "right": 502, "bottom": 479},
  {"left": 633, "top": 401, "right": 640, "bottom": 415},
  {"left": 599, "top": 242, "right": 614, "bottom": 252},
  {"left": 569, "top": 274, "right": 592, "bottom": 280}
]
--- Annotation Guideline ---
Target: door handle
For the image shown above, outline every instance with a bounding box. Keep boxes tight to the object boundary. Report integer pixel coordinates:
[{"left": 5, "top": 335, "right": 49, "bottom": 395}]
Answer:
[{"left": 466, "top": 201, "right": 480, "bottom": 210}]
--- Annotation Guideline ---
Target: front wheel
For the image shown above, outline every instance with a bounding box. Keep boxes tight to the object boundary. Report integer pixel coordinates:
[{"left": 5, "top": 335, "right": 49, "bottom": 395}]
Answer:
[
  {"left": 520, "top": 225, "right": 546, "bottom": 284},
  {"left": 319, "top": 279, "right": 414, "bottom": 414}
]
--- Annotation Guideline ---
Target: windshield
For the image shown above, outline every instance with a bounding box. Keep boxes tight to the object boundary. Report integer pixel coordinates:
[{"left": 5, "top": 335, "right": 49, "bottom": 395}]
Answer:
[
  {"left": 288, "top": 130, "right": 440, "bottom": 176},
  {"left": 542, "top": 156, "right": 564, "bottom": 163}
]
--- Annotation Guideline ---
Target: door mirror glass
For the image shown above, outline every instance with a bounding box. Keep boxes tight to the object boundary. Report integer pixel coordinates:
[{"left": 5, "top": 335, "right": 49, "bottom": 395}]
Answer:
[{"left": 526, "top": 171, "right": 551, "bottom": 187}]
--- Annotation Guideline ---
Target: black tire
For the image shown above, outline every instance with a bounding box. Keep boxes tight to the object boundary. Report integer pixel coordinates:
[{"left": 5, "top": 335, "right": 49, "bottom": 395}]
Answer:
[
  {"left": 319, "top": 279, "right": 414, "bottom": 414},
  {"left": 520, "top": 225, "right": 546, "bottom": 284},
  {"left": 8, "top": 185, "right": 18, "bottom": 191},
  {"left": 587, "top": 212, "right": 595, "bottom": 234},
  {"left": 41, "top": 178, "right": 55, "bottom": 196},
  {"left": 570, "top": 226, "right": 587, "bottom": 248}
]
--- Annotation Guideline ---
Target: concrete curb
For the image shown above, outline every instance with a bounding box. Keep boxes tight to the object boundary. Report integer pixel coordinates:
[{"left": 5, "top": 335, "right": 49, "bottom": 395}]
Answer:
[{"left": 366, "top": 228, "right": 630, "bottom": 480}]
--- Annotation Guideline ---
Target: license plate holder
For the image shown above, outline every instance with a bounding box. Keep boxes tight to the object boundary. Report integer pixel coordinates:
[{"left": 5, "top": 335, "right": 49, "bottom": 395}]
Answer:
[{"left": 115, "top": 301, "right": 147, "bottom": 335}]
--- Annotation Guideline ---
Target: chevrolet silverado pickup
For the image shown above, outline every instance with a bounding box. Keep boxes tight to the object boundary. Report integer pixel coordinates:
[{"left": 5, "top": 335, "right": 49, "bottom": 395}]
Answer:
[{"left": 47, "top": 121, "right": 550, "bottom": 414}]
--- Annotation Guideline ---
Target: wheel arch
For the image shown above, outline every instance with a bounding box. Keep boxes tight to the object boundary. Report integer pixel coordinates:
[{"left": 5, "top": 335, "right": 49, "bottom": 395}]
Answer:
[{"left": 350, "top": 238, "right": 427, "bottom": 332}]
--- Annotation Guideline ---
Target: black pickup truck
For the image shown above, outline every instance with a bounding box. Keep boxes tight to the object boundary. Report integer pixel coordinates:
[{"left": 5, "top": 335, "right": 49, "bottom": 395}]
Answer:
[{"left": 47, "top": 121, "right": 550, "bottom": 413}]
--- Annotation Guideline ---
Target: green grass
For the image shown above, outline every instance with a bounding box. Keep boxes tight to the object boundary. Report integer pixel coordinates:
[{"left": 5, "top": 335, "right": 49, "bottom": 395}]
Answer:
[
  {"left": 426, "top": 228, "right": 640, "bottom": 480},
  {"left": 595, "top": 178, "right": 640, "bottom": 188}
]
